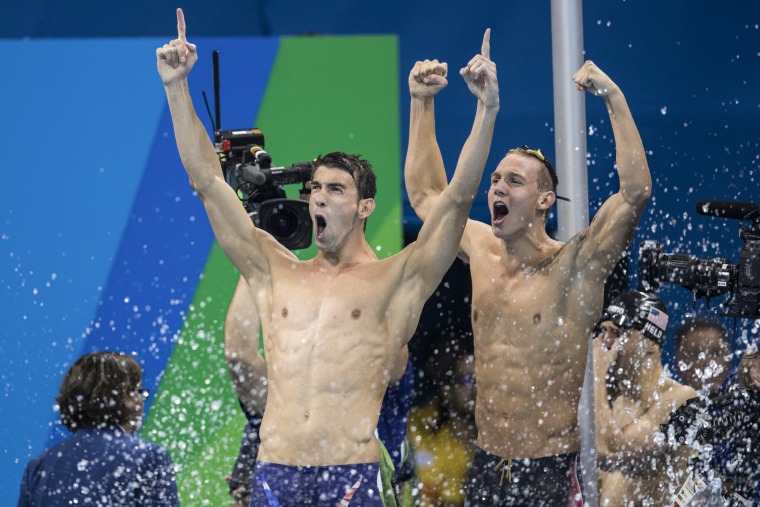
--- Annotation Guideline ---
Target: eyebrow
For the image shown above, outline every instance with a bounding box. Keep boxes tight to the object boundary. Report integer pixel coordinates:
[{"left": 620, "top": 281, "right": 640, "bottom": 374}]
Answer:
[
  {"left": 494, "top": 170, "right": 524, "bottom": 180},
  {"left": 312, "top": 179, "right": 346, "bottom": 189}
]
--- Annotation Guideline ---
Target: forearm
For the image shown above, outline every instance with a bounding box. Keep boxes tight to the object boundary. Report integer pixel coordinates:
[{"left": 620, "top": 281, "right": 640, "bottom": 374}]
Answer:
[
  {"left": 164, "top": 79, "right": 222, "bottom": 191},
  {"left": 605, "top": 89, "right": 652, "bottom": 205},
  {"left": 409, "top": 99, "right": 497, "bottom": 284},
  {"left": 445, "top": 101, "right": 498, "bottom": 206},
  {"left": 404, "top": 96, "right": 448, "bottom": 220},
  {"left": 594, "top": 374, "right": 617, "bottom": 456},
  {"left": 227, "top": 355, "right": 268, "bottom": 415}
]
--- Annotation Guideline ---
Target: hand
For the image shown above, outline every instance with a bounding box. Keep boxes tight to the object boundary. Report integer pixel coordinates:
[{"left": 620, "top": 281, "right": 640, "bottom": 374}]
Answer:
[
  {"left": 572, "top": 60, "right": 618, "bottom": 97},
  {"left": 460, "top": 29, "right": 499, "bottom": 108},
  {"left": 409, "top": 59, "right": 448, "bottom": 98},
  {"left": 224, "top": 475, "right": 251, "bottom": 507},
  {"left": 156, "top": 8, "right": 198, "bottom": 85},
  {"left": 593, "top": 334, "right": 619, "bottom": 379}
]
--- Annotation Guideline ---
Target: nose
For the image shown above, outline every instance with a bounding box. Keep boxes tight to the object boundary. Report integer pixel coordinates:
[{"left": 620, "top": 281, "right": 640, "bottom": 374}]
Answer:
[
  {"left": 493, "top": 181, "right": 508, "bottom": 198},
  {"left": 313, "top": 191, "right": 326, "bottom": 208}
]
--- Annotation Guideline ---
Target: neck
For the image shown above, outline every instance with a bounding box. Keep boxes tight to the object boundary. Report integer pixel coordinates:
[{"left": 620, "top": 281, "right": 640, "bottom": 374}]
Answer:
[
  {"left": 316, "top": 233, "right": 376, "bottom": 268},
  {"left": 500, "top": 226, "right": 557, "bottom": 270}
]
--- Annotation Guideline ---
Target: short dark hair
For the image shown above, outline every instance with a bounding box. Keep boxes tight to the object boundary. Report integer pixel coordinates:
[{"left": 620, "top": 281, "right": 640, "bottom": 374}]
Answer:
[
  {"left": 508, "top": 146, "right": 558, "bottom": 194},
  {"left": 507, "top": 146, "right": 568, "bottom": 222},
  {"left": 675, "top": 317, "right": 728, "bottom": 351},
  {"left": 56, "top": 352, "right": 143, "bottom": 432},
  {"left": 312, "top": 152, "right": 377, "bottom": 201}
]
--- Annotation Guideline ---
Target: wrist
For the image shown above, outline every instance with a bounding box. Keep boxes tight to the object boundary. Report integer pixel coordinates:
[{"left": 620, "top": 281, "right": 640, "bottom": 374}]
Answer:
[
  {"left": 479, "top": 100, "right": 500, "bottom": 113},
  {"left": 164, "top": 78, "right": 189, "bottom": 93},
  {"left": 411, "top": 94, "right": 435, "bottom": 104}
]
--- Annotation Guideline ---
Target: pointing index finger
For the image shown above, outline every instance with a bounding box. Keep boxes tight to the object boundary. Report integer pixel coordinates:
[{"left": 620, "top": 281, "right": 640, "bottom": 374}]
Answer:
[
  {"left": 481, "top": 28, "right": 491, "bottom": 60},
  {"left": 177, "top": 8, "right": 187, "bottom": 41}
]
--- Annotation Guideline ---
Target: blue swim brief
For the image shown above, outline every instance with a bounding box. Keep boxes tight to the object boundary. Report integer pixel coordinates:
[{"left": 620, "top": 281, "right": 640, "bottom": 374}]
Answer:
[{"left": 250, "top": 460, "right": 384, "bottom": 506}]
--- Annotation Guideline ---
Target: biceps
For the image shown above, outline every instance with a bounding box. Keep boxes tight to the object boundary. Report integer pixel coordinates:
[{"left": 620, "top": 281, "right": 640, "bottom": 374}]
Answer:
[
  {"left": 579, "top": 196, "right": 643, "bottom": 267},
  {"left": 199, "top": 179, "right": 272, "bottom": 275}
]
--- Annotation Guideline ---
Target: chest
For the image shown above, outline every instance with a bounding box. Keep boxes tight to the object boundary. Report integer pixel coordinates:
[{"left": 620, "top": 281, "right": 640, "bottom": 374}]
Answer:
[
  {"left": 266, "top": 263, "right": 395, "bottom": 333},
  {"left": 470, "top": 254, "right": 564, "bottom": 322}
]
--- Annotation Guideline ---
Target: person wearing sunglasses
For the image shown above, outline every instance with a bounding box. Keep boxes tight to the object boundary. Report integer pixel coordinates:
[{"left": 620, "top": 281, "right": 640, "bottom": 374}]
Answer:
[
  {"left": 406, "top": 42, "right": 652, "bottom": 504},
  {"left": 17, "top": 351, "right": 180, "bottom": 506},
  {"left": 592, "top": 290, "right": 695, "bottom": 507}
]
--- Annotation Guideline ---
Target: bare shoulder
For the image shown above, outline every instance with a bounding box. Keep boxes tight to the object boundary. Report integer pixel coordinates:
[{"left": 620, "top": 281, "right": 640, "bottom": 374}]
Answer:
[
  {"left": 654, "top": 379, "right": 697, "bottom": 419},
  {"left": 461, "top": 219, "right": 496, "bottom": 261},
  {"left": 256, "top": 229, "right": 300, "bottom": 266}
]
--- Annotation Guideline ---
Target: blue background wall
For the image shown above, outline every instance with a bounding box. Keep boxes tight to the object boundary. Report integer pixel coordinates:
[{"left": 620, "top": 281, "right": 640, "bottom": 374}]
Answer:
[{"left": 2, "top": 0, "right": 760, "bottom": 502}]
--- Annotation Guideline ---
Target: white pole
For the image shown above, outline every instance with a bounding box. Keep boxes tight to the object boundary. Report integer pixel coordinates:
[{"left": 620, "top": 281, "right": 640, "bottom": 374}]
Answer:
[
  {"left": 551, "top": 0, "right": 589, "bottom": 240},
  {"left": 550, "top": 1, "right": 597, "bottom": 505}
]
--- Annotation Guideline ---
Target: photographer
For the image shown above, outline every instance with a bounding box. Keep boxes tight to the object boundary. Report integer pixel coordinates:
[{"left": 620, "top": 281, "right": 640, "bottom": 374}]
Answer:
[
  {"left": 636, "top": 199, "right": 760, "bottom": 504},
  {"left": 708, "top": 348, "right": 760, "bottom": 504},
  {"left": 592, "top": 290, "right": 696, "bottom": 506},
  {"left": 665, "top": 348, "right": 760, "bottom": 505}
]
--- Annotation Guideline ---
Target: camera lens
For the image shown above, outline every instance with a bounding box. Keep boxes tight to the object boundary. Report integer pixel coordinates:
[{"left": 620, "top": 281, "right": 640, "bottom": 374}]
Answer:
[
  {"left": 254, "top": 198, "right": 312, "bottom": 250},
  {"left": 267, "top": 205, "right": 299, "bottom": 240}
]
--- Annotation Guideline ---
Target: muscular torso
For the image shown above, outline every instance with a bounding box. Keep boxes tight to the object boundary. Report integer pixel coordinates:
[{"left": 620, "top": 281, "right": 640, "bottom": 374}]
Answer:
[
  {"left": 252, "top": 253, "right": 419, "bottom": 466},
  {"left": 467, "top": 228, "right": 607, "bottom": 459}
]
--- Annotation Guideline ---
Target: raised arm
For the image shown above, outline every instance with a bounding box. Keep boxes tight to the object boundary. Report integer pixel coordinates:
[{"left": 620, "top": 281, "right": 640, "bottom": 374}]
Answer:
[
  {"left": 404, "top": 57, "right": 449, "bottom": 222},
  {"left": 404, "top": 30, "right": 499, "bottom": 292},
  {"left": 156, "top": 9, "right": 284, "bottom": 279},
  {"left": 225, "top": 276, "right": 268, "bottom": 416},
  {"left": 574, "top": 61, "right": 652, "bottom": 270}
]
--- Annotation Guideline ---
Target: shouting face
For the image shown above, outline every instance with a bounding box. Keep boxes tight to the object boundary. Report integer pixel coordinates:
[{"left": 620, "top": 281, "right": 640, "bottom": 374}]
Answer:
[
  {"left": 309, "top": 166, "right": 371, "bottom": 254},
  {"left": 487, "top": 153, "right": 552, "bottom": 240}
]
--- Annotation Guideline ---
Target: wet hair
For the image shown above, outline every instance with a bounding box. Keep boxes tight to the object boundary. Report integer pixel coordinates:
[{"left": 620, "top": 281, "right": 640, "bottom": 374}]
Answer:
[
  {"left": 507, "top": 146, "right": 566, "bottom": 221},
  {"left": 312, "top": 152, "right": 377, "bottom": 201},
  {"left": 507, "top": 146, "right": 559, "bottom": 194},
  {"left": 674, "top": 317, "right": 728, "bottom": 352},
  {"left": 56, "top": 351, "right": 143, "bottom": 432}
]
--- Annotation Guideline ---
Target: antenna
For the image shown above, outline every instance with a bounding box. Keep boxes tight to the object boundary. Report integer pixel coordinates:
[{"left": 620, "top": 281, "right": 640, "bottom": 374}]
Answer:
[
  {"left": 213, "top": 50, "right": 221, "bottom": 132},
  {"left": 201, "top": 91, "right": 215, "bottom": 135}
]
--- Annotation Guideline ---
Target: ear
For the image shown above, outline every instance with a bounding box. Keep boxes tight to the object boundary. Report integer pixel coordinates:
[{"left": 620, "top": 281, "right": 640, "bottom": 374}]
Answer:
[
  {"left": 646, "top": 338, "right": 661, "bottom": 356},
  {"left": 537, "top": 191, "right": 557, "bottom": 212},
  {"left": 358, "top": 198, "right": 375, "bottom": 219}
]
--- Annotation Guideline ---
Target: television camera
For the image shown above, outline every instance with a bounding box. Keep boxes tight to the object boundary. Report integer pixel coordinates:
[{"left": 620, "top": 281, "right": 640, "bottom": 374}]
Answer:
[
  {"left": 205, "top": 50, "right": 313, "bottom": 250},
  {"left": 216, "top": 128, "right": 313, "bottom": 250},
  {"left": 637, "top": 200, "right": 760, "bottom": 319}
]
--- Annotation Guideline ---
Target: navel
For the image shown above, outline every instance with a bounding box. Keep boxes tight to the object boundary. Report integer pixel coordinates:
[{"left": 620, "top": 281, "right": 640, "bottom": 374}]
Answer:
[
  {"left": 304, "top": 411, "right": 310, "bottom": 421},
  {"left": 351, "top": 309, "right": 361, "bottom": 319},
  {"left": 533, "top": 313, "right": 541, "bottom": 325},
  {"left": 282, "top": 307, "right": 289, "bottom": 318},
  {"left": 473, "top": 309, "right": 479, "bottom": 322}
]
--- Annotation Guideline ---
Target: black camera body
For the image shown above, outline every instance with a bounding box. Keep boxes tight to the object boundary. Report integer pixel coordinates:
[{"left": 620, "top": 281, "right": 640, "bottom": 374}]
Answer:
[
  {"left": 216, "top": 128, "right": 313, "bottom": 250},
  {"left": 638, "top": 201, "right": 760, "bottom": 318}
]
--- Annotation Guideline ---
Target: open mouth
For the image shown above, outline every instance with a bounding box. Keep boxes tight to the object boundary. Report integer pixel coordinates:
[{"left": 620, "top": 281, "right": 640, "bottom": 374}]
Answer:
[
  {"left": 315, "top": 215, "right": 326, "bottom": 238},
  {"left": 492, "top": 201, "right": 509, "bottom": 223}
]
